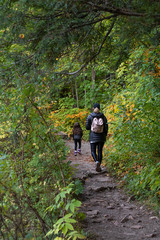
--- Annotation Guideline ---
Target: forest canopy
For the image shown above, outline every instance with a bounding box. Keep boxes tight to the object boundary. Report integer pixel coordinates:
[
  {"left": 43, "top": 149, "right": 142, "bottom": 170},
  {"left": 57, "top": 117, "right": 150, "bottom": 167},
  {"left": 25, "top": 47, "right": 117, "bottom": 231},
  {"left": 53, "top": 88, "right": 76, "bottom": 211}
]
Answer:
[
  {"left": 0, "top": 0, "right": 160, "bottom": 239},
  {"left": 1, "top": 0, "right": 159, "bottom": 72}
]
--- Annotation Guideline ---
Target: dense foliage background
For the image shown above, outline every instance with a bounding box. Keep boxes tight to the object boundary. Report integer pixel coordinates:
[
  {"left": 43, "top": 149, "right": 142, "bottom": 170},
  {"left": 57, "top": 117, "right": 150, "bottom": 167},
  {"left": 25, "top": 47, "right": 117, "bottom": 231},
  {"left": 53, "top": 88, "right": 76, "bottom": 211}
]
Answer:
[{"left": 0, "top": 0, "right": 159, "bottom": 239}]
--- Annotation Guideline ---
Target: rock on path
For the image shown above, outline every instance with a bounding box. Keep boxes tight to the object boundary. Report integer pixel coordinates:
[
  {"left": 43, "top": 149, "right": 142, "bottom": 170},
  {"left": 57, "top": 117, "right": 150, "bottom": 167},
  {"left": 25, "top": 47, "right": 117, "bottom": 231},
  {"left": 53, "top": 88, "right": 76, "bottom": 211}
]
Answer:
[{"left": 66, "top": 140, "right": 160, "bottom": 240}]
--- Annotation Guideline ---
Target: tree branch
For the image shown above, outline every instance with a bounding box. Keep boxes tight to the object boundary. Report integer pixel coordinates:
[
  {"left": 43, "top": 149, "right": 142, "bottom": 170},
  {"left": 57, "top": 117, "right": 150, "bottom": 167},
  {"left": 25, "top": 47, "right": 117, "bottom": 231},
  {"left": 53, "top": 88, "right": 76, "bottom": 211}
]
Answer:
[
  {"left": 86, "top": 2, "right": 154, "bottom": 17},
  {"left": 28, "top": 97, "right": 66, "bottom": 187},
  {"left": 69, "top": 14, "right": 117, "bottom": 30},
  {"left": 55, "top": 18, "right": 116, "bottom": 76}
]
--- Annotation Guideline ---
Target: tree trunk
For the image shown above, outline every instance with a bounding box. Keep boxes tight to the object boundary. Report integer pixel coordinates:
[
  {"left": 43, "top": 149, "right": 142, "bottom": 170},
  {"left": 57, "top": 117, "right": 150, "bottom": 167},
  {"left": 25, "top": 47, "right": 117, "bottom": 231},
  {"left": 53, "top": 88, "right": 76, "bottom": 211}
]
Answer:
[
  {"left": 91, "top": 67, "right": 96, "bottom": 109},
  {"left": 75, "top": 81, "right": 79, "bottom": 108}
]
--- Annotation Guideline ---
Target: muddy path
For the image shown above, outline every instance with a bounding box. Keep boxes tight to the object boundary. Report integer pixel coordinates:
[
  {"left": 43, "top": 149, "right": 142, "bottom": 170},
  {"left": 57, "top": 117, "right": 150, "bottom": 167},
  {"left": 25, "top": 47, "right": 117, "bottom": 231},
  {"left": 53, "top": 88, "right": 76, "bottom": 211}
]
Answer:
[{"left": 65, "top": 140, "right": 160, "bottom": 240}]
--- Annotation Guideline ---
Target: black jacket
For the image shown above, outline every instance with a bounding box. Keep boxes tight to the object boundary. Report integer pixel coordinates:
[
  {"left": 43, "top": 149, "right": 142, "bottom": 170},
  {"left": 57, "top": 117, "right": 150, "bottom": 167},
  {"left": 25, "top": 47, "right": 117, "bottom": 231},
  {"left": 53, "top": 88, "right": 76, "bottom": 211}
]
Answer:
[
  {"left": 85, "top": 112, "right": 108, "bottom": 143},
  {"left": 72, "top": 126, "right": 83, "bottom": 140}
]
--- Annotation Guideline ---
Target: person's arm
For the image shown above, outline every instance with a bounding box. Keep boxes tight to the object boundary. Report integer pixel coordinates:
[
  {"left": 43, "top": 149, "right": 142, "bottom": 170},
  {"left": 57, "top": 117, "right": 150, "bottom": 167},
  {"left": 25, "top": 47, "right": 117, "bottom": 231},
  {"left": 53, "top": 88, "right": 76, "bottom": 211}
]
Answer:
[
  {"left": 80, "top": 128, "right": 83, "bottom": 137},
  {"left": 103, "top": 115, "right": 108, "bottom": 136},
  {"left": 85, "top": 114, "right": 92, "bottom": 130}
]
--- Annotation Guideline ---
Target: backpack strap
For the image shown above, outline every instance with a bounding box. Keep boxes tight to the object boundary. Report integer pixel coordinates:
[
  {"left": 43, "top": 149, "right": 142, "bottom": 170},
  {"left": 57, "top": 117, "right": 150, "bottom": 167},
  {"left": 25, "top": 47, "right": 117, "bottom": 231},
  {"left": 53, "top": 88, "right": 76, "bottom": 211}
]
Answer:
[{"left": 90, "top": 113, "right": 104, "bottom": 121}]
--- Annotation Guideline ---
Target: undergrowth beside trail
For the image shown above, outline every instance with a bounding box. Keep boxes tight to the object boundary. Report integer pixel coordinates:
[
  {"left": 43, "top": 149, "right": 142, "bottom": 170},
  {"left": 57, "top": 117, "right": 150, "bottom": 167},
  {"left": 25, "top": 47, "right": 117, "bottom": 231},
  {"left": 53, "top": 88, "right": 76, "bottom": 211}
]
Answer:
[
  {"left": 0, "top": 91, "right": 86, "bottom": 239},
  {"left": 104, "top": 46, "right": 160, "bottom": 211}
]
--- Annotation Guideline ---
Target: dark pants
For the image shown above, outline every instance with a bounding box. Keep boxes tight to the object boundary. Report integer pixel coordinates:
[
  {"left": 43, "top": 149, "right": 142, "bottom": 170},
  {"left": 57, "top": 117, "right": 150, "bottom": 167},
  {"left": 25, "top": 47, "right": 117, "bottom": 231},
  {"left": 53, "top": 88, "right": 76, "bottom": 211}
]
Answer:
[
  {"left": 74, "top": 139, "right": 81, "bottom": 151},
  {"left": 90, "top": 142, "right": 104, "bottom": 164}
]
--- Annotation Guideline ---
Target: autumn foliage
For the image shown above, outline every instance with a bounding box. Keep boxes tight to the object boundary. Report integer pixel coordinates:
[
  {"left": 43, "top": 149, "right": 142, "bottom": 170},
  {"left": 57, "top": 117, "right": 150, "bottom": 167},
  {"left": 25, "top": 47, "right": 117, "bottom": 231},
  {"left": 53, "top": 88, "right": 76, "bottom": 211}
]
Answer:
[
  {"left": 104, "top": 46, "right": 160, "bottom": 204},
  {"left": 49, "top": 108, "right": 90, "bottom": 138}
]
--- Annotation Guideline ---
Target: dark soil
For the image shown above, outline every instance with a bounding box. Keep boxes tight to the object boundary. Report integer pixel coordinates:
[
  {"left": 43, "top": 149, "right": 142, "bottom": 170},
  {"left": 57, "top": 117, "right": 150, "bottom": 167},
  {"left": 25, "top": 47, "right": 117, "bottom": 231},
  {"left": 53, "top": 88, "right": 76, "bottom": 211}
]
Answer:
[{"left": 66, "top": 140, "right": 160, "bottom": 240}]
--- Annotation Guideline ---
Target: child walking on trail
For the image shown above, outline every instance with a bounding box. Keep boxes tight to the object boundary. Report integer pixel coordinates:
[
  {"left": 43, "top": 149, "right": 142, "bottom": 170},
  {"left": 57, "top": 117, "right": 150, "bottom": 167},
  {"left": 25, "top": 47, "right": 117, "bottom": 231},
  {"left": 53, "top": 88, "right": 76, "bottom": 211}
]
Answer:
[{"left": 72, "top": 122, "right": 83, "bottom": 156}]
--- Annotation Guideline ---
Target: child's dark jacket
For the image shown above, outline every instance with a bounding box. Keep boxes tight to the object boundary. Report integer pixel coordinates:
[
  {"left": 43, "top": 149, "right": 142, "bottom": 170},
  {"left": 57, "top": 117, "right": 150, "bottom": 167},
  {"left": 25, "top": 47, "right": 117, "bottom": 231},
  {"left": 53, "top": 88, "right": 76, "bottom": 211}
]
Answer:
[{"left": 72, "top": 126, "right": 83, "bottom": 140}]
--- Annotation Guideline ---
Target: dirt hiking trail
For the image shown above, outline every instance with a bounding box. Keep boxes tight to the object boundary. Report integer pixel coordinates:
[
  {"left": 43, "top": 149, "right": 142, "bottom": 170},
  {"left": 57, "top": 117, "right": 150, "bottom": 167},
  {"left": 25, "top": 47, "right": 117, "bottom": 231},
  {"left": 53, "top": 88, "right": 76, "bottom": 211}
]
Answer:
[{"left": 66, "top": 140, "right": 160, "bottom": 240}]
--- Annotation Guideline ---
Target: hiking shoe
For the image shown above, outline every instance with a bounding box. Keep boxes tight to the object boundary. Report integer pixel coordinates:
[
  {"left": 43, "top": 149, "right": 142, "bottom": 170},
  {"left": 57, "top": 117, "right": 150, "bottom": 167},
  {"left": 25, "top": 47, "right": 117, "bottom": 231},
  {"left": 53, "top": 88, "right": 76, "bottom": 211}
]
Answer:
[
  {"left": 96, "top": 161, "right": 101, "bottom": 172},
  {"left": 74, "top": 151, "right": 77, "bottom": 156},
  {"left": 78, "top": 149, "right": 81, "bottom": 154}
]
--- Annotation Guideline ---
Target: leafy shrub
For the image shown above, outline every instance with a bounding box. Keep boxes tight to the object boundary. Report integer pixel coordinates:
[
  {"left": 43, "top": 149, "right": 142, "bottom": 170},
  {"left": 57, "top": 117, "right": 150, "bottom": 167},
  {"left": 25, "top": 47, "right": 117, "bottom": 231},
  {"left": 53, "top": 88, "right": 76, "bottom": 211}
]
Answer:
[
  {"left": 46, "top": 181, "right": 86, "bottom": 240},
  {"left": 49, "top": 108, "right": 90, "bottom": 140},
  {"left": 104, "top": 46, "right": 160, "bottom": 206},
  {"left": 0, "top": 82, "right": 85, "bottom": 239}
]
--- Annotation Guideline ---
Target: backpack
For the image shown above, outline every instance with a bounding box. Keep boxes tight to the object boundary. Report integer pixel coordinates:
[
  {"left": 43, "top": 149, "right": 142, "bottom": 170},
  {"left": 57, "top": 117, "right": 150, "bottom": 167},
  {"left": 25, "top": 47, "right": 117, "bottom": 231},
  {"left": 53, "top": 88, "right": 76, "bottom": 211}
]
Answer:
[{"left": 91, "top": 117, "right": 104, "bottom": 133}]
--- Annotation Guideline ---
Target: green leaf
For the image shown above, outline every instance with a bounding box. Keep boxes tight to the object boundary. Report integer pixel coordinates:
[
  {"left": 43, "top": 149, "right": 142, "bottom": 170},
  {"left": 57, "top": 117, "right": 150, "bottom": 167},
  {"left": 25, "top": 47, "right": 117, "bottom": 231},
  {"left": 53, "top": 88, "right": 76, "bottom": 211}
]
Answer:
[
  {"left": 55, "top": 195, "right": 60, "bottom": 203},
  {"left": 72, "top": 199, "right": 81, "bottom": 207},
  {"left": 65, "top": 223, "right": 74, "bottom": 231},
  {"left": 56, "top": 218, "right": 64, "bottom": 225},
  {"left": 62, "top": 225, "right": 68, "bottom": 235},
  {"left": 66, "top": 218, "right": 76, "bottom": 224},
  {"left": 64, "top": 213, "right": 72, "bottom": 219},
  {"left": 70, "top": 203, "right": 75, "bottom": 213},
  {"left": 46, "top": 229, "right": 54, "bottom": 236},
  {"left": 68, "top": 231, "right": 86, "bottom": 239}
]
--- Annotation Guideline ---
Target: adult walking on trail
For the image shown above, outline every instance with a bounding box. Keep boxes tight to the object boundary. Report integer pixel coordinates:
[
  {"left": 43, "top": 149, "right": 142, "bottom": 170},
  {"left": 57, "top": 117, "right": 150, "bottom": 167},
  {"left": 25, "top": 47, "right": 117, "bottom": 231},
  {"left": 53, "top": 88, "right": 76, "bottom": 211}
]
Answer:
[
  {"left": 72, "top": 122, "right": 83, "bottom": 156},
  {"left": 86, "top": 103, "right": 108, "bottom": 172}
]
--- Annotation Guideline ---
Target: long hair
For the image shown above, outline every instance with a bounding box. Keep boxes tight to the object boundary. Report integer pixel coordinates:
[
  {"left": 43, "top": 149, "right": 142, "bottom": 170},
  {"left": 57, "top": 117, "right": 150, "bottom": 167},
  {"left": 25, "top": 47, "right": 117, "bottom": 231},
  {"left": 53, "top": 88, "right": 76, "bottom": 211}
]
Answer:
[{"left": 73, "top": 122, "right": 83, "bottom": 135}]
